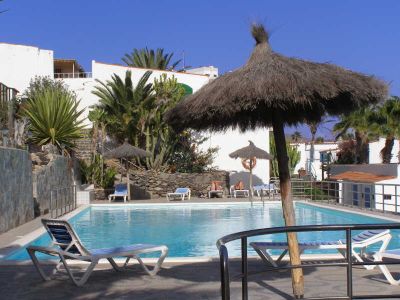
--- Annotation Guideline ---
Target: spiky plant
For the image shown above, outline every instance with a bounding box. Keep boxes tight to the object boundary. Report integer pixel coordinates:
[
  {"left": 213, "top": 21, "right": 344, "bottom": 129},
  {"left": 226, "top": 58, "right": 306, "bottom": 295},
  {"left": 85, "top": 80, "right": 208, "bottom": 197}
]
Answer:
[
  {"left": 122, "top": 48, "right": 181, "bottom": 70},
  {"left": 22, "top": 87, "right": 86, "bottom": 152}
]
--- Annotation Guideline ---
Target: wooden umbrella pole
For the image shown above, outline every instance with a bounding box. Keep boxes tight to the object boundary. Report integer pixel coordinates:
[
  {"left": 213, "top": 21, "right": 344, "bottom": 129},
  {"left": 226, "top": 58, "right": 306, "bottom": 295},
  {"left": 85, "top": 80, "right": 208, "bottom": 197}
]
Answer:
[
  {"left": 249, "top": 159, "right": 253, "bottom": 200},
  {"left": 126, "top": 161, "right": 131, "bottom": 201},
  {"left": 272, "top": 115, "right": 304, "bottom": 298}
]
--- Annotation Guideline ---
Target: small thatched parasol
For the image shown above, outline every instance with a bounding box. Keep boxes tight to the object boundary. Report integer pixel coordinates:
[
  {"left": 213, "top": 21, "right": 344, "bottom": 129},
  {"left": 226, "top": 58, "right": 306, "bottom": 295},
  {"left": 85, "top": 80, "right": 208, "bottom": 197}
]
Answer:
[
  {"left": 103, "top": 139, "right": 149, "bottom": 201},
  {"left": 229, "top": 140, "right": 273, "bottom": 199},
  {"left": 166, "top": 24, "right": 388, "bottom": 297}
]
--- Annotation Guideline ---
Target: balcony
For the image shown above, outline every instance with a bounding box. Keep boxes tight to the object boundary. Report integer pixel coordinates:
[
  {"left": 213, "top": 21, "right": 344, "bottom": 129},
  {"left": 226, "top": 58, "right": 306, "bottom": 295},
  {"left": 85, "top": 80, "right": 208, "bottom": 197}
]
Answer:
[{"left": 54, "top": 72, "right": 92, "bottom": 79}]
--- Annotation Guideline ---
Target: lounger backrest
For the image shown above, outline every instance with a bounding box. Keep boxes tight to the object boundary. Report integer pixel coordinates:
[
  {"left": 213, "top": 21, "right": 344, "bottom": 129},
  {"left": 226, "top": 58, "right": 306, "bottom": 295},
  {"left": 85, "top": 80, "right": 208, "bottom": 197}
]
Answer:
[
  {"left": 175, "top": 188, "right": 190, "bottom": 194},
  {"left": 114, "top": 184, "right": 128, "bottom": 195},
  {"left": 351, "top": 229, "right": 390, "bottom": 244},
  {"left": 42, "top": 219, "right": 90, "bottom": 256}
]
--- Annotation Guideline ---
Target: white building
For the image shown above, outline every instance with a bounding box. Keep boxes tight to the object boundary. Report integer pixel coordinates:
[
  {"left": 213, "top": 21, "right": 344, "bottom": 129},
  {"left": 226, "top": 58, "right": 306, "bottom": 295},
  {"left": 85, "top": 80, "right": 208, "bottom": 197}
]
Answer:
[
  {"left": 0, "top": 42, "right": 53, "bottom": 92},
  {"left": 0, "top": 42, "right": 271, "bottom": 185},
  {"left": 201, "top": 129, "right": 271, "bottom": 187},
  {"left": 292, "top": 141, "right": 338, "bottom": 180},
  {"left": 330, "top": 164, "right": 400, "bottom": 212},
  {"left": 369, "top": 138, "right": 400, "bottom": 164}
]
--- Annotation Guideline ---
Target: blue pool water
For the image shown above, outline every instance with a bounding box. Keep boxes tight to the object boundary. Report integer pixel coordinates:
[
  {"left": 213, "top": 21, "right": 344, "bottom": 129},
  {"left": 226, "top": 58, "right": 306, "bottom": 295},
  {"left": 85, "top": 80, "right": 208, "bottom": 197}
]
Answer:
[{"left": 4, "top": 202, "right": 399, "bottom": 260}]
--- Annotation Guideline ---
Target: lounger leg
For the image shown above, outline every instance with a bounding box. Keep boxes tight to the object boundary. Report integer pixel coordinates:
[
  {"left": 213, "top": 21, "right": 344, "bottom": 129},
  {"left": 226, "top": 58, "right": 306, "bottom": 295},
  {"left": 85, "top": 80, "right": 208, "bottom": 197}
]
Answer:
[
  {"left": 107, "top": 257, "right": 132, "bottom": 271},
  {"left": 58, "top": 255, "right": 98, "bottom": 287},
  {"left": 27, "top": 248, "right": 54, "bottom": 281},
  {"left": 366, "top": 235, "right": 393, "bottom": 270},
  {"left": 134, "top": 247, "right": 168, "bottom": 276},
  {"left": 253, "top": 247, "right": 284, "bottom": 268},
  {"left": 374, "top": 253, "right": 400, "bottom": 285}
]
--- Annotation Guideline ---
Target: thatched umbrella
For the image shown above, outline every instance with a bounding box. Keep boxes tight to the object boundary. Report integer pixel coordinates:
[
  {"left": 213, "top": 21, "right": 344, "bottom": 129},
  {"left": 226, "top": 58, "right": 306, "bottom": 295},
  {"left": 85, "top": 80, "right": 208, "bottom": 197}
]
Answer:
[
  {"left": 166, "top": 24, "right": 388, "bottom": 297},
  {"left": 229, "top": 140, "right": 273, "bottom": 199},
  {"left": 103, "top": 139, "right": 149, "bottom": 201}
]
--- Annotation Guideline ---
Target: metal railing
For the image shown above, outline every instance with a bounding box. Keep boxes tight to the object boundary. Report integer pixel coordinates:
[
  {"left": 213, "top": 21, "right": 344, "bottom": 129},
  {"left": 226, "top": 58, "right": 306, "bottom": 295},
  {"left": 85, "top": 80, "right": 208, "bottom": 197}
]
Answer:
[
  {"left": 217, "top": 223, "right": 400, "bottom": 300},
  {"left": 289, "top": 179, "right": 400, "bottom": 214},
  {"left": 54, "top": 72, "right": 92, "bottom": 79},
  {"left": 50, "top": 186, "right": 77, "bottom": 218}
]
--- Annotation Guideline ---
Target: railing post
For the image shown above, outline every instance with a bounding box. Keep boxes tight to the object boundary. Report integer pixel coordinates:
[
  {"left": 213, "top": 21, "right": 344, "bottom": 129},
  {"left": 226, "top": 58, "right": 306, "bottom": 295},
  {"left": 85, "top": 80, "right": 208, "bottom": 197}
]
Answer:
[
  {"left": 382, "top": 185, "right": 385, "bottom": 213},
  {"left": 346, "top": 228, "right": 353, "bottom": 299},
  {"left": 396, "top": 185, "right": 398, "bottom": 214},
  {"left": 219, "top": 245, "right": 230, "bottom": 300},
  {"left": 241, "top": 237, "right": 248, "bottom": 300}
]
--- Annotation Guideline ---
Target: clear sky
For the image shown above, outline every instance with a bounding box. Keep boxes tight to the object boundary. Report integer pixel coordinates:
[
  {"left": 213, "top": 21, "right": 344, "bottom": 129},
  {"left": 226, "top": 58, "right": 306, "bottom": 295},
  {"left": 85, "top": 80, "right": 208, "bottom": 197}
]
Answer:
[{"left": 1, "top": 0, "right": 399, "bottom": 140}]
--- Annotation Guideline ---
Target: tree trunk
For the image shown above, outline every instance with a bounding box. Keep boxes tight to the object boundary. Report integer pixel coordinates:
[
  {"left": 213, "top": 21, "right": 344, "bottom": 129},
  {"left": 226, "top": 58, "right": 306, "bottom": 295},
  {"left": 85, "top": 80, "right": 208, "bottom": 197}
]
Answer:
[
  {"left": 272, "top": 116, "right": 304, "bottom": 298},
  {"left": 249, "top": 160, "right": 253, "bottom": 200},
  {"left": 380, "top": 135, "right": 394, "bottom": 164},
  {"left": 308, "top": 124, "right": 317, "bottom": 176},
  {"left": 127, "top": 166, "right": 131, "bottom": 201},
  {"left": 355, "top": 130, "right": 362, "bottom": 164},
  {"left": 398, "top": 140, "right": 400, "bottom": 164}
]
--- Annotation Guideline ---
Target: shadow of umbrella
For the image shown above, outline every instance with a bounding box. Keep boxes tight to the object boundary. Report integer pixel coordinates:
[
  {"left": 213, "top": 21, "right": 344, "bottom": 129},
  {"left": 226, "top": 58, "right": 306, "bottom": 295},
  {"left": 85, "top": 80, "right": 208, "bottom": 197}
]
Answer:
[
  {"left": 103, "top": 139, "right": 149, "bottom": 201},
  {"left": 229, "top": 140, "right": 273, "bottom": 200}
]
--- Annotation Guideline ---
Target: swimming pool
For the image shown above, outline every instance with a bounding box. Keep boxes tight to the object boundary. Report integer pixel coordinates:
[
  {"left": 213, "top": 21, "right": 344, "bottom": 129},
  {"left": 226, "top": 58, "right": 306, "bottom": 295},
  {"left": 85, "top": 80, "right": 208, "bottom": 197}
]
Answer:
[{"left": 4, "top": 202, "right": 399, "bottom": 260}]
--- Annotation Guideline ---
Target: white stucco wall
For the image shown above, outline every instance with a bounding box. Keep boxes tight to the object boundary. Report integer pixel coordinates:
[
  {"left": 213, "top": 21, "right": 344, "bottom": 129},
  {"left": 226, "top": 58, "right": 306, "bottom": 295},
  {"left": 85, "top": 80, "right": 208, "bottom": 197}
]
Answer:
[
  {"left": 0, "top": 43, "right": 53, "bottom": 92},
  {"left": 374, "top": 165, "right": 400, "bottom": 212},
  {"left": 92, "top": 61, "right": 211, "bottom": 92},
  {"left": 62, "top": 61, "right": 214, "bottom": 125},
  {"left": 369, "top": 138, "right": 400, "bottom": 164},
  {"left": 0, "top": 43, "right": 272, "bottom": 182},
  {"left": 199, "top": 128, "right": 271, "bottom": 186},
  {"left": 293, "top": 142, "right": 338, "bottom": 180}
]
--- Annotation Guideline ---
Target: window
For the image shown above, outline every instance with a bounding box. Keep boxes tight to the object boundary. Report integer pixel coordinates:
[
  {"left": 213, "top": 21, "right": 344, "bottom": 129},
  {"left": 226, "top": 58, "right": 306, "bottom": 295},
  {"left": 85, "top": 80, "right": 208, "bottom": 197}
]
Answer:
[{"left": 383, "top": 194, "right": 392, "bottom": 201}]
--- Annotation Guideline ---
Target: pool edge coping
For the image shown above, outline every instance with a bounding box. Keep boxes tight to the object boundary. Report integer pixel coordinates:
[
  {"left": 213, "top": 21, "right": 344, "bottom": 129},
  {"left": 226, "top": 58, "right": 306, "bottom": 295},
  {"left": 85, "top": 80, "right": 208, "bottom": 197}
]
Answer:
[
  {"left": 0, "top": 205, "right": 89, "bottom": 259},
  {"left": 303, "top": 201, "right": 400, "bottom": 223},
  {"left": 2, "top": 201, "right": 399, "bottom": 264}
]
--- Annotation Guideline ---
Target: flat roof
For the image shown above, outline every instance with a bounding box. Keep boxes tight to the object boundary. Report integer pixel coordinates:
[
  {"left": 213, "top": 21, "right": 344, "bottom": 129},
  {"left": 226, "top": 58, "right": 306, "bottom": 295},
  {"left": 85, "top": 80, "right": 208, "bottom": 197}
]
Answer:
[
  {"left": 330, "top": 171, "right": 396, "bottom": 183},
  {"left": 94, "top": 61, "right": 210, "bottom": 77}
]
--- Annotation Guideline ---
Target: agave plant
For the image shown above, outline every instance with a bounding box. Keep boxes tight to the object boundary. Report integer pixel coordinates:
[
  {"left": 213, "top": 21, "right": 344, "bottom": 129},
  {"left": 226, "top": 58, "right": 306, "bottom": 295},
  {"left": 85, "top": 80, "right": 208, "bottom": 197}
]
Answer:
[{"left": 22, "top": 87, "right": 86, "bottom": 152}]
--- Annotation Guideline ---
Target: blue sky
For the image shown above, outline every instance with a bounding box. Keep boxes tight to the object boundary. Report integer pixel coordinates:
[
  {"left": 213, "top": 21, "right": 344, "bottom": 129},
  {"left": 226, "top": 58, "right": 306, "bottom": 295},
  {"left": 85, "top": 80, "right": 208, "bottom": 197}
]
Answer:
[{"left": 1, "top": 0, "right": 399, "bottom": 140}]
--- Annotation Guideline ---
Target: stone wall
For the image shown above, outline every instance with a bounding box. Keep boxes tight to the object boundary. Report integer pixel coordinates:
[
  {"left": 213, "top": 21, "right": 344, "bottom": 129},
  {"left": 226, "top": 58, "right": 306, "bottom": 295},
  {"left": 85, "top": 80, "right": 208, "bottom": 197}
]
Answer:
[
  {"left": 32, "top": 154, "right": 73, "bottom": 214},
  {"left": 127, "top": 170, "right": 230, "bottom": 199},
  {"left": 0, "top": 147, "right": 34, "bottom": 234}
]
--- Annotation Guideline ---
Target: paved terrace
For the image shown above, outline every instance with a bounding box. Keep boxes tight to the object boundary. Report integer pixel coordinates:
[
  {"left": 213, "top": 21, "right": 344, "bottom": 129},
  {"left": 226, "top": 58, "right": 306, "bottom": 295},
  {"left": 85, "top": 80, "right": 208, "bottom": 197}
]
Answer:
[
  {"left": 1, "top": 259, "right": 400, "bottom": 299},
  {"left": 1, "top": 199, "right": 400, "bottom": 299}
]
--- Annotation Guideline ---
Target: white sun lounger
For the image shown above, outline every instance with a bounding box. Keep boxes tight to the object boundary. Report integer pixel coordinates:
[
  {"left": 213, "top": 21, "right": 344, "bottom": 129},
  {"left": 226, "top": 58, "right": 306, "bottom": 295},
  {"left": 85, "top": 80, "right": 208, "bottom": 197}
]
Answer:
[
  {"left": 27, "top": 219, "right": 168, "bottom": 286},
  {"left": 374, "top": 249, "right": 400, "bottom": 285},
  {"left": 167, "top": 188, "right": 191, "bottom": 201},
  {"left": 250, "top": 229, "right": 391, "bottom": 270}
]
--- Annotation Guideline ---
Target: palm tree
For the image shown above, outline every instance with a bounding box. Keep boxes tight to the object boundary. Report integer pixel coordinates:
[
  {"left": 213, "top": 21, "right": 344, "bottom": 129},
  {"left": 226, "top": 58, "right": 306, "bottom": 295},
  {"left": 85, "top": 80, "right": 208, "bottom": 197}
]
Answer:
[
  {"left": 291, "top": 131, "right": 302, "bottom": 143},
  {"left": 334, "top": 107, "right": 374, "bottom": 164},
  {"left": 92, "top": 70, "right": 154, "bottom": 145},
  {"left": 368, "top": 97, "right": 400, "bottom": 163},
  {"left": 122, "top": 48, "right": 181, "bottom": 70},
  {"left": 93, "top": 71, "right": 186, "bottom": 170},
  {"left": 22, "top": 87, "right": 86, "bottom": 152}
]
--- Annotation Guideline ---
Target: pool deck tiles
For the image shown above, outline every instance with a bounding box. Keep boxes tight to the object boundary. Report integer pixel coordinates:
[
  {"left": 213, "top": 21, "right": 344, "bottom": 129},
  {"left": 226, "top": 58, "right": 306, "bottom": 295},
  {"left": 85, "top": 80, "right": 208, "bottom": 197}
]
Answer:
[{"left": 0, "top": 258, "right": 400, "bottom": 299}]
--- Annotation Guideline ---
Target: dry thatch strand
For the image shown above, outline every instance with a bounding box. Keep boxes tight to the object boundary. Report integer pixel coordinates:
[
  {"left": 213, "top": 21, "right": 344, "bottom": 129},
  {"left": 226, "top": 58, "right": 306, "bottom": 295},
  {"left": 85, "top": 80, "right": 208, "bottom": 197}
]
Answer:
[
  {"left": 103, "top": 139, "right": 149, "bottom": 159},
  {"left": 166, "top": 24, "right": 388, "bottom": 132},
  {"left": 229, "top": 140, "right": 273, "bottom": 160}
]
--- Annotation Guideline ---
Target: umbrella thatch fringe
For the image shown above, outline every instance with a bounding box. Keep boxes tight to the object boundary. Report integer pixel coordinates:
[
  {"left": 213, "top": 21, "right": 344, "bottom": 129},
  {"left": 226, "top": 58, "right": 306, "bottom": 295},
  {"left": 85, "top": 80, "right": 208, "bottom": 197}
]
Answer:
[{"left": 166, "top": 24, "right": 388, "bottom": 132}]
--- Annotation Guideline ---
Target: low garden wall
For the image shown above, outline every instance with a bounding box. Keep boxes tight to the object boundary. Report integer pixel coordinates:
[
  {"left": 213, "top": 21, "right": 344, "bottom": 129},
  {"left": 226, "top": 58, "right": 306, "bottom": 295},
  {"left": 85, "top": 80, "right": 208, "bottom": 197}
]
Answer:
[
  {"left": 129, "top": 170, "right": 230, "bottom": 199},
  {"left": 0, "top": 147, "right": 34, "bottom": 234},
  {"left": 32, "top": 153, "right": 73, "bottom": 215}
]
